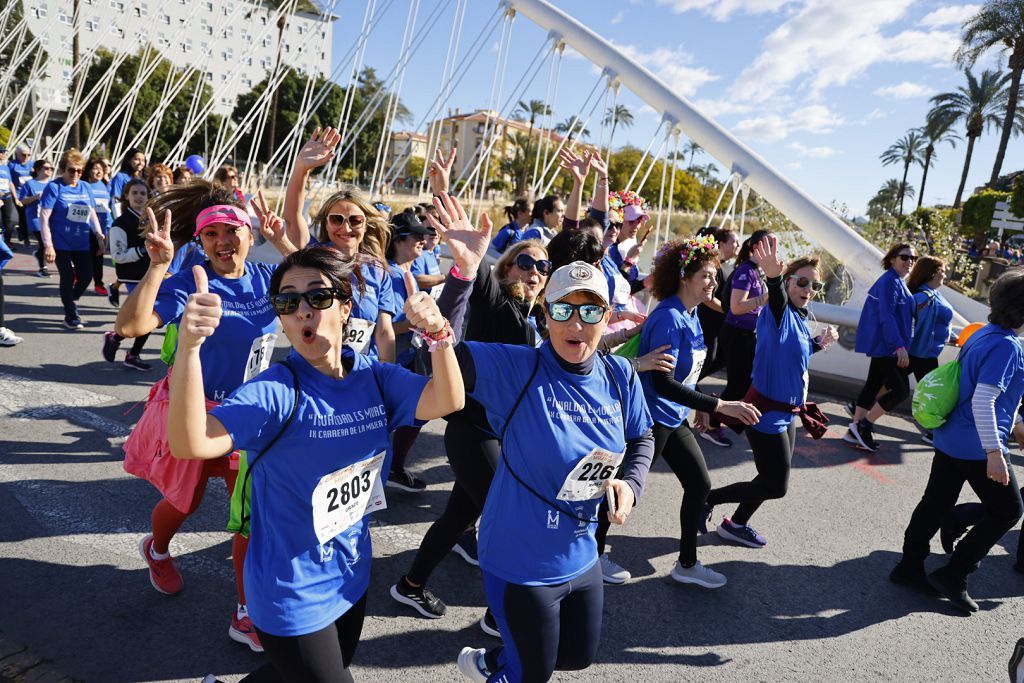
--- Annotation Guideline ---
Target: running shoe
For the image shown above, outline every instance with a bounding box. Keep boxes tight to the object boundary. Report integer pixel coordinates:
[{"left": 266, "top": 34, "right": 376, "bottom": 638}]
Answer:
[
  {"left": 699, "top": 502, "right": 714, "bottom": 535},
  {"left": 843, "top": 400, "right": 856, "bottom": 418},
  {"left": 94, "top": 284, "right": 109, "bottom": 296},
  {"left": 457, "top": 647, "right": 489, "bottom": 682},
  {"left": 124, "top": 353, "right": 152, "bottom": 371},
  {"left": 670, "top": 560, "right": 727, "bottom": 589},
  {"left": 390, "top": 578, "right": 446, "bottom": 618},
  {"left": 37, "top": 268, "right": 51, "bottom": 278},
  {"left": 138, "top": 534, "right": 183, "bottom": 595},
  {"left": 846, "top": 419, "right": 878, "bottom": 452},
  {"left": 479, "top": 609, "right": 501, "bottom": 638},
  {"left": 102, "top": 331, "right": 121, "bottom": 362},
  {"left": 921, "top": 431, "right": 934, "bottom": 445},
  {"left": 63, "top": 318, "right": 84, "bottom": 330},
  {"left": 387, "top": 470, "right": 427, "bottom": 492},
  {"left": 228, "top": 613, "right": 264, "bottom": 653},
  {"left": 0, "top": 327, "right": 23, "bottom": 347},
  {"left": 888, "top": 560, "right": 938, "bottom": 596},
  {"left": 699, "top": 427, "right": 732, "bottom": 448},
  {"left": 927, "top": 566, "right": 978, "bottom": 614},
  {"left": 599, "top": 552, "right": 631, "bottom": 584},
  {"left": 108, "top": 285, "right": 120, "bottom": 308},
  {"left": 453, "top": 528, "right": 479, "bottom": 566},
  {"left": 1008, "top": 637, "right": 1024, "bottom": 683},
  {"left": 716, "top": 517, "right": 767, "bottom": 548}
]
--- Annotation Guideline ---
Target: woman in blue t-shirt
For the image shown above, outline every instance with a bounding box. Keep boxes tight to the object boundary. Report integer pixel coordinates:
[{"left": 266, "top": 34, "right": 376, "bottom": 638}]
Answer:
[
  {"left": 115, "top": 181, "right": 295, "bottom": 655},
  {"left": 39, "top": 149, "right": 106, "bottom": 328},
  {"left": 706, "top": 238, "right": 838, "bottom": 548},
  {"left": 892, "top": 270, "right": 1024, "bottom": 614},
  {"left": 16, "top": 159, "right": 52, "bottom": 275},
  {"left": 521, "top": 194, "right": 565, "bottom": 245},
  {"left": 168, "top": 246, "right": 464, "bottom": 682},
  {"left": 488, "top": 197, "right": 531, "bottom": 258},
  {"left": 637, "top": 237, "right": 761, "bottom": 590},
  {"left": 284, "top": 128, "right": 398, "bottom": 362},
  {"left": 845, "top": 242, "right": 917, "bottom": 453},
  {"left": 906, "top": 256, "right": 955, "bottom": 441},
  {"left": 109, "top": 147, "right": 146, "bottom": 219},
  {"left": 84, "top": 157, "right": 112, "bottom": 295}
]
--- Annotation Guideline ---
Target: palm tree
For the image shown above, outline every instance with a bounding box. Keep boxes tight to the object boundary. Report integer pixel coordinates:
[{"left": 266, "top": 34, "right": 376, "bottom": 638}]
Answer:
[
  {"left": 917, "top": 116, "right": 961, "bottom": 208},
  {"left": 868, "top": 179, "right": 916, "bottom": 220},
  {"left": 602, "top": 104, "right": 634, "bottom": 154},
  {"left": 554, "top": 116, "right": 590, "bottom": 144},
  {"left": 515, "top": 99, "right": 551, "bottom": 194},
  {"left": 928, "top": 68, "right": 1008, "bottom": 210},
  {"left": 684, "top": 140, "right": 703, "bottom": 169},
  {"left": 956, "top": 0, "right": 1024, "bottom": 184},
  {"left": 880, "top": 129, "right": 927, "bottom": 217}
]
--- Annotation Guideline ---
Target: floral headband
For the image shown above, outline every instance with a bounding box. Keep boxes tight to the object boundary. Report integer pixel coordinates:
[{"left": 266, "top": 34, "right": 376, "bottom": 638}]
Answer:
[
  {"left": 607, "top": 189, "right": 648, "bottom": 223},
  {"left": 659, "top": 234, "right": 718, "bottom": 274}
]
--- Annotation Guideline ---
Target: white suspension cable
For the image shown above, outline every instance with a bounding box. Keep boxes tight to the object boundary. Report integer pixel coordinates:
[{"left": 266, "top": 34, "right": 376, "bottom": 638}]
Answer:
[
  {"left": 536, "top": 71, "right": 606, "bottom": 198},
  {"left": 473, "top": 11, "right": 517, "bottom": 221},
  {"left": 531, "top": 40, "right": 563, "bottom": 198},
  {"left": 624, "top": 118, "right": 665, "bottom": 192},
  {"left": 633, "top": 123, "right": 672, "bottom": 198},
  {"left": 702, "top": 171, "right": 739, "bottom": 229},
  {"left": 658, "top": 130, "right": 681, "bottom": 253}
]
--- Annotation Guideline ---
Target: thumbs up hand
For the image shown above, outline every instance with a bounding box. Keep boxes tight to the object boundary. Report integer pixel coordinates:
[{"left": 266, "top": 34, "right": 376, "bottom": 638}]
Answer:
[
  {"left": 403, "top": 269, "right": 445, "bottom": 334},
  {"left": 179, "top": 265, "right": 223, "bottom": 350}
]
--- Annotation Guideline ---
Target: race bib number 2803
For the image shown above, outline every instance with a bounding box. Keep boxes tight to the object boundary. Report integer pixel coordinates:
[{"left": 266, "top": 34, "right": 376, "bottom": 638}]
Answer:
[{"left": 311, "top": 452, "right": 387, "bottom": 545}]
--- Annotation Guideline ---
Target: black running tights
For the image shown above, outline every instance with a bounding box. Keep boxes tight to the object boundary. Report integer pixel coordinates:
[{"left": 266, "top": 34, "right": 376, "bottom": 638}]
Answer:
[
  {"left": 706, "top": 422, "right": 796, "bottom": 526},
  {"left": 652, "top": 422, "right": 710, "bottom": 567},
  {"left": 856, "top": 356, "right": 909, "bottom": 412}
]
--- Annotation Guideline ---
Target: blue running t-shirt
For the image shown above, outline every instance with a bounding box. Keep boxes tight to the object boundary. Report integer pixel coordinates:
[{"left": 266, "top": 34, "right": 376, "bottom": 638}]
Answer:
[
  {"left": 40, "top": 179, "right": 96, "bottom": 251},
  {"left": 638, "top": 294, "right": 706, "bottom": 428}
]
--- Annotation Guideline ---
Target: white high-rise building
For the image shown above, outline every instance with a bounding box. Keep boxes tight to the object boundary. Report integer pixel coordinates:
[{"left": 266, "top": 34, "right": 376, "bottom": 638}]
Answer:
[{"left": 20, "top": 0, "right": 334, "bottom": 117}]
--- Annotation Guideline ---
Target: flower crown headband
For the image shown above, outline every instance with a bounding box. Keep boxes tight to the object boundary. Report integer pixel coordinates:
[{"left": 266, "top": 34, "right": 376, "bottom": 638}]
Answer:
[{"left": 658, "top": 234, "right": 718, "bottom": 274}]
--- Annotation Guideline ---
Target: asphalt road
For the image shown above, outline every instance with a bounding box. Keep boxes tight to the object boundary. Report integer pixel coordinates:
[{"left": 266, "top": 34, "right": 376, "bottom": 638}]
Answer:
[{"left": 1, "top": 248, "right": 1021, "bottom": 683}]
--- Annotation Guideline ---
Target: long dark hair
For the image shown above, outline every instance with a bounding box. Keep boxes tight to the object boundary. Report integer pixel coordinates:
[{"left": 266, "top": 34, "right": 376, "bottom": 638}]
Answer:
[
  {"left": 531, "top": 195, "right": 560, "bottom": 223},
  {"left": 547, "top": 229, "right": 603, "bottom": 270},
  {"left": 118, "top": 147, "right": 145, "bottom": 175},
  {"left": 504, "top": 198, "right": 531, "bottom": 225},
  {"left": 735, "top": 229, "right": 771, "bottom": 267},
  {"left": 147, "top": 179, "right": 247, "bottom": 248},
  {"left": 269, "top": 246, "right": 367, "bottom": 301},
  {"left": 907, "top": 255, "right": 943, "bottom": 292}
]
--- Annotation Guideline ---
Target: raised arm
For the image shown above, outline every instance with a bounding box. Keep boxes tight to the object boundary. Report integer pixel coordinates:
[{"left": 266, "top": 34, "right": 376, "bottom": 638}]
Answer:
[
  {"left": 751, "top": 235, "right": 786, "bottom": 324},
  {"left": 168, "top": 266, "right": 235, "bottom": 460},
  {"left": 587, "top": 150, "right": 610, "bottom": 220},
  {"left": 251, "top": 190, "right": 297, "bottom": 257},
  {"left": 116, "top": 208, "right": 173, "bottom": 338},
  {"left": 559, "top": 147, "right": 589, "bottom": 227},
  {"left": 284, "top": 127, "right": 341, "bottom": 249},
  {"left": 427, "top": 148, "right": 457, "bottom": 197}
]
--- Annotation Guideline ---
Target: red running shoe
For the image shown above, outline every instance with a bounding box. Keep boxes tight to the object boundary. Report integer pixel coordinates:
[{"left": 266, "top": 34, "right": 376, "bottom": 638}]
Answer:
[
  {"left": 138, "top": 534, "right": 184, "bottom": 595},
  {"left": 95, "top": 284, "right": 109, "bottom": 296},
  {"left": 229, "top": 613, "right": 264, "bottom": 652}
]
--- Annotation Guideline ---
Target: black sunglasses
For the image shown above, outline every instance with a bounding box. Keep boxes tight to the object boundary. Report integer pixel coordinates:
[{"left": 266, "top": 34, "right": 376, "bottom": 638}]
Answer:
[
  {"left": 547, "top": 301, "right": 608, "bottom": 324},
  {"left": 897, "top": 254, "right": 917, "bottom": 263},
  {"left": 514, "top": 253, "right": 552, "bottom": 276},
  {"left": 270, "top": 287, "right": 347, "bottom": 315},
  {"left": 787, "top": 276, "right": 825, "bottom": 292}
]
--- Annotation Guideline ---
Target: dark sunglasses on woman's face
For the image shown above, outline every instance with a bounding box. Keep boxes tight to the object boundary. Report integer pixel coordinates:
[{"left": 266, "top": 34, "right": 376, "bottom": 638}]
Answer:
[
  {"left": 514, "top": 253, "right": 552, "bottom": 276},
  {"left": 897, "top": 254, "right": 917, "bottom": 263},
  {"left": 787, "top": 276, "right": 825, "bottom": 292},
  {"left": 547, "top": 301, "right": 608, "bottom": 324},
  {"left": 270, "top": 288, "right": 347, "bottom": 315},
  {"left": 327, "top": 213, "right": 366, "bottom": 229}
]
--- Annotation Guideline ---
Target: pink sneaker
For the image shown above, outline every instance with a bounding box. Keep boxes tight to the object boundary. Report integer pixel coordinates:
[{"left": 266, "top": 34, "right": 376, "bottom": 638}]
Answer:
[
  {"left": 229, "top": 613, "right": 264, "bottom": 653},
  {"left": 138, "top": 534, "right": 184, "bottom": 595}
]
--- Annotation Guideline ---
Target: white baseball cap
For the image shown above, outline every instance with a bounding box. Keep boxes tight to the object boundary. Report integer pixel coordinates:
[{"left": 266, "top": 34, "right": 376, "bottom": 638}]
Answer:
[{"left": 544, "top": 261, "right": 610, "bottom": 307}]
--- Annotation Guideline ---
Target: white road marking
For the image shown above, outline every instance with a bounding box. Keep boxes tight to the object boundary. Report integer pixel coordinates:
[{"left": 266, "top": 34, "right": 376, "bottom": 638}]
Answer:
[{"left": 0, "top": 372, "right": 133, "bottom": 437}]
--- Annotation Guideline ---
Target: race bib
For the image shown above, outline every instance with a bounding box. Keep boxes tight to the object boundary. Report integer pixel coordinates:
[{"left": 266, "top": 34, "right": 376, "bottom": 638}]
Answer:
[
  {"left": 18, "top": 175, "right": 30, "bottom": 186},
  {"left": 94, "top": 197, "right": 110, "bottom": 212},
  {"left": 67, "top": 203, "right": 91, "bottom": 223},
  {"left": 0, "top": 178, "right": 9, "bottom": 194},
  {"left": 311, "top": 451, "right": 387, "bottom": 545},
  {"left": 683, "top": 348, "right": 707, "bottom": 387},
  {"left": 243, "top": 333, "right": 277, "bottom": 382},
  {"left": 343, "top": 317, "right": 375, "bottom": 354},
  {"left": 556, "top": 447, "right": 625, "bottom": 502},
  {"left": 612, "top": 275, "right": 631, "bottom": 307}
]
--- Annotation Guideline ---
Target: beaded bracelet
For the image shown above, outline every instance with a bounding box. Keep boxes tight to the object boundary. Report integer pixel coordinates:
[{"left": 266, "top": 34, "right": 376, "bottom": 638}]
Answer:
[{"left": 415, "top": 319, "right": 456, "bottom": 352}]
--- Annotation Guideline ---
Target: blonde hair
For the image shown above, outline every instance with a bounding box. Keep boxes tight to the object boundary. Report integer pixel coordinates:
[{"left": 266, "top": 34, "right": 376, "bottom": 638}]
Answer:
[
  {"left": 312, "top": 186, "right": 390, "bottom": 263},
  {"left": 58, "top": 148, "right": 87, "bottom": 172},
  {"left": 495, "top": 239, "right": 547, "bottom": 300}
]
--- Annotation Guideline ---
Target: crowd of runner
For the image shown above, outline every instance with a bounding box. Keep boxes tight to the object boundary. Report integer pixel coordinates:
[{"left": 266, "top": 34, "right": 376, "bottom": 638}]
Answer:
[{"left": 1, "top": 132, "right": 1023, "bottom": 682}]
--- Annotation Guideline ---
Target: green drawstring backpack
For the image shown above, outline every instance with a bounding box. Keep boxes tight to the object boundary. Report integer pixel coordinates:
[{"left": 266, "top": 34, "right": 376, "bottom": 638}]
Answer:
[
  {"left": 613, "top": 333, "right": 641, "bottom": 360},
  {"left": 911, "top": 360, "right": 962, "bottom": 430}
]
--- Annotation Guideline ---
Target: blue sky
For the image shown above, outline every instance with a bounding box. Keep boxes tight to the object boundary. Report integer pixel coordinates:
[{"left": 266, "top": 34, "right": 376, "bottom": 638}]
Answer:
[{"left": 327, "top": 0, "right": 1021, "bottom": 216}]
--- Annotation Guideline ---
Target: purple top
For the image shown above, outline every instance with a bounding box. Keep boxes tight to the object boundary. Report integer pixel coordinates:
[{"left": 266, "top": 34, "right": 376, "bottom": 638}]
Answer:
[{"left": 724, "top": 261, "right": 765, "bottom": 331}]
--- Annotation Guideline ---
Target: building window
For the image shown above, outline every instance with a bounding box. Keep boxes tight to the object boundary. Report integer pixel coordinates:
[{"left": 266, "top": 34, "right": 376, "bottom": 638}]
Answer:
[
  {"left": 85, "top": 18, "right": 99, "bottom": 31},
  {"left": 222, "top": 48, "right": 233, "bottom": 60},
  {"left": 204, "top": 0, "right": 213, "bottom": 11},
  {"left": 260, "top": 15, "right": 267, "bottom": 25},
  {"left": 160, "top": 14, "right": 170, "bottom": 25},
  {"left": 201, "top": 41, "right": 211, "bottom": 56},
  {"left": 183, "top": 39, "right": 193, "bottom": 52},
  {"left": 220, "top": 74, "right": 228, "bottom": 82},
  {"left": 58, "top": 12, "right": 72, "bottom": 25},
  {"left": 157, "top": 33, "right": 169, "bottom": 47},
  {"left": 297, "top": 25, "right": 306, "bottom": 35},
  {"left": 260, "top": 57, "right": 271, "bottom": 69},
  {"left": 222, "top": 26, "right": 232, "bottom": 39},
  {"left": 110, "top": 0, "right": 123, "bottom": 9},
  {"left": 283, "top": 43, "right": 291, "bottom": 53},
  {"left": 242, "top": 78, "right": 252, "bottom": 88},
  {"left": 204, "top": 71, "right": 213, "bottom": 82},
  {"left": 244, "top": 56, "right": 253, "bottom": 66},
  {"left": 61, "top": 68, "right": 72, "bottom": 81},
  {"left": 262, "top": 36, "right": 271, "bottom": 47},
  {"left": 33, "top": 7, "right": 47, "bottom": 18}
]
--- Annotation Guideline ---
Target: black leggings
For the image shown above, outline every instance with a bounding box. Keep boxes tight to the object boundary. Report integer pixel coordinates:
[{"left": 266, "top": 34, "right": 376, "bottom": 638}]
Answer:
[
  {"left": 902, "top": 450, "right": 1023, "bottom": 578},
  {"left": 483, "top": 561, "right": 603, "bottom": 682},
  {"left": 28, "top": 232, "right": 45, "bottom": 269},
  {"left": 706, "top": 422, "right": 796, "bottom": 526},
  {"left": 54, "top": 249, "right": 92, "bottom": 322},
  {"left": 406, "top": 418, "right": 499, "bottom": 585},
  {"left": 856, "top": 356, "right": 909, "bottom": 413},
  {"left": 652, "top": 422, "right": 710, "bottom": 567},
  {"left": 907, "top": 356, "right": 938, "bottom": 382},
  {"left": 246, "top": 593, "right": 367, "bottom": 683},
  {"left": 719, "top": 323, "right": 757, "bottom": 402},
  {"left": 89, "top": 232, "right": 104, "bottom": 287},
  {"left": 947, "top": 488, "right": 1024, "bottom": 566}
]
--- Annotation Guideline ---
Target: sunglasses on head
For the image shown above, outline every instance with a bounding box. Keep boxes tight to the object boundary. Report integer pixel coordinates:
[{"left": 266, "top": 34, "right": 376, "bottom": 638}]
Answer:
[
  {"left": 514, "top": 253, "right": 552, "bottom": 275},
  {"left": 897, "top": 254, "right": 917, "bottom": 263},
  {"left": 787, "top": 276, "right": 825, "bottom": 292},
  {"left": 547, "top": 301, "right": 608, "bottom": 324},
  {"left": 270, "top": 287, "right": 347, "bottom": 315},
  {"left": 327, "top": 213, "right": 366, "bottom": 229}
]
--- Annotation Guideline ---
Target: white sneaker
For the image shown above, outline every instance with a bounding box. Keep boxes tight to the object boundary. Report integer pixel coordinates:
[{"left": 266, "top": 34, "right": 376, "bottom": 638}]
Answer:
[
  {"left": 0, "top": 327, "right": 23, "bottom": 346},
  {"left": 457, "top": 647, "right": 489, "bottom": 682},
  {"left": 670, "top": 560, "right": 727, "bottom": 588},
  {"left": 599, "top": 552, "right": 631, "bottom": 584}
]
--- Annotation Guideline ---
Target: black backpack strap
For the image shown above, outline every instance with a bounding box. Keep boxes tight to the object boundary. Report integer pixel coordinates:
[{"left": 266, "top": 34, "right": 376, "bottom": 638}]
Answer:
[{"left": 240, "top": 361, "right": 300, "bottom": 526}]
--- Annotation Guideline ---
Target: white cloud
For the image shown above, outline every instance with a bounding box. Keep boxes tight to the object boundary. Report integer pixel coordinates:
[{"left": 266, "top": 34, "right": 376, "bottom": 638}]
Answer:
[
  {"left": 694, "top": 98, "right": 756, "bottom": 118},
  {"left": 874, "top": 82, "right": 935, "bottom": 99},
  {"left": 645, "top": 0, "right": 795, "bottom": 21},
  {"left": 610, "top": 11, "right": 625, "bottom": 25},
  {"left": 729, "top": 0, "right": 959, "bottom": 103},
  {"left": 920, "top": 4, "right": 980, "bottom": 28},
  {"left": 788, "top": 141, "right": 839, "bottom": 158},
  {"left": 611, "top": 42, "right": 719, "bottom": 98},
  {"left": 785, "top": 161, "right": 802, "bottom": 170},
  {"left": 734, "top": 104, "right": 845, "bottom": 143}
]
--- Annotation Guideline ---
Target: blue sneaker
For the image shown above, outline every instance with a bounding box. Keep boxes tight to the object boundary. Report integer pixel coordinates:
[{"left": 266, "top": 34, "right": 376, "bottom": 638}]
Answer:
[
  {"left": 716, "top": 517, "right": 767, "bottom": 548},
  {"left": 453, "top": 528, "right": 479, "bottom": 566}
]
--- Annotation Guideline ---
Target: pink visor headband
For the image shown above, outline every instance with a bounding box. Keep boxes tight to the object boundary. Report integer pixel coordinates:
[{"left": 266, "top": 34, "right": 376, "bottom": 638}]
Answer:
[{"left": 194, "top": 205, "right": 252, "bottom": 236}]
